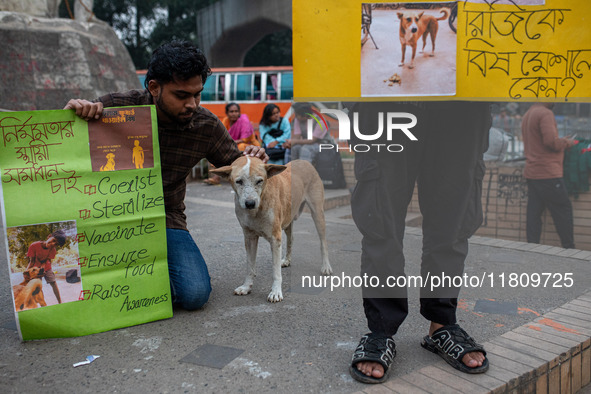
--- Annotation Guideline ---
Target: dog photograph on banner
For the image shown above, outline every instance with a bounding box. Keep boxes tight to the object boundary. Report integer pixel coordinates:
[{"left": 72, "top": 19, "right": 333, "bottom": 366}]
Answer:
[
  {"left": 7, "top": 221, "right": 81, "bottom": 312},
  {"left": 361, "top": 2, "right": 457, "bottom": 97}
]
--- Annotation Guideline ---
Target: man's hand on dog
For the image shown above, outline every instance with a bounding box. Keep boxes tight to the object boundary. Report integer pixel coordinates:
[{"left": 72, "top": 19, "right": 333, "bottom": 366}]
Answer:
[
  {"left": 243, "top": 145, "right": 269, "bottom": 163},
  {"left": 64, "top": 99, "right": 103, "bottom": 121}
]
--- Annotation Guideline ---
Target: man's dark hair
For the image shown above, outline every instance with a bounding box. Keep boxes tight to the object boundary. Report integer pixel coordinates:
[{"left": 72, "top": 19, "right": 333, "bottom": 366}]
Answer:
[
  {"left": 144, "top": 40, "right": 211, "bottom": 89},
  {"left": 259, "top": 103, "right": 280, "bottom": 126},
  {"left": 50, "top": 230, "right": 67, "bottom": 247}
]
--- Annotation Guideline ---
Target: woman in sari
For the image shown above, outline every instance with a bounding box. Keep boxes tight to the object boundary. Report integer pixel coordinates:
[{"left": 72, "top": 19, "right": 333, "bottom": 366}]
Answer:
[
  {"left": 223, "top": 102, "right": 259, "bottom": 151},
  {"left": 204, "top": 103, "right": 258, "bottom": 185}
]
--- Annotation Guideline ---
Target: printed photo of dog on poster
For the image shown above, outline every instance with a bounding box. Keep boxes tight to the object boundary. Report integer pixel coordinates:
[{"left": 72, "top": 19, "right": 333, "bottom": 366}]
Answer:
[
  {"left": 361, "top": 2, "right": 457, "bottom": 97},
  {"left": 7, "top": 221, "right": 82, "bottom": 312}
]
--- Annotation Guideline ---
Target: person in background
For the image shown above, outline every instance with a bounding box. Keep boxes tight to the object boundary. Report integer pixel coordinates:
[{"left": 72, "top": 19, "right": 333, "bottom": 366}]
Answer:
[
  {"left": 284, "top": 103, "right": 328, "bottom": 166},
  {"left": 259, "top": 103, "right": 290, "bottom": 164},
  {"left": 223, "top": 102, "right": 259, "bottom": 151},
  {"left": 205, "top": 102, "right": 259, "bottom": 185},
  {"left": 522, "top": 102, "right": 576, "bottom": 249}
]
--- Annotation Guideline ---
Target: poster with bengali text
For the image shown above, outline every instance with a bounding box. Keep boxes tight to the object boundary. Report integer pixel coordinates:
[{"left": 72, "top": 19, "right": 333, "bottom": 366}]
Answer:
[
  {"left": 0, "top": 106, "right": 172, "bottom": 341},
  {"left": 294, "top": 0, "right": 591, "bottom": 101}
]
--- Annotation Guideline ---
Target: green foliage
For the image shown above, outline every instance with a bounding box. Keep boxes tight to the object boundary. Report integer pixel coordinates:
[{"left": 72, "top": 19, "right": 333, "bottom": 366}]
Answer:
[
  {"left": 91, "top": 0, "right": 215, "bottom": 68},
  {"left": 77, "top": 0, "right": 291, "bottom": 68}
]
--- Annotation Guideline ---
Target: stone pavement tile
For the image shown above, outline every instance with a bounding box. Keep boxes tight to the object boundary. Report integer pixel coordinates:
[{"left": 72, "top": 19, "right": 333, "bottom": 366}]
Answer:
[
  {"left": 552, "top": 307, "right": 591, "bottom": 323},
  {"left": 519, "top": 379, "right": 537, "bottom": 393},
  {"left": 488, "top": 239, "right": 509, "bottom": 247},
  {"left": 417, "top": 365, "right": 490, "bottom": 393},
  {"left": 582, "top": 346, "right": 591, "bottom": 387},
  {"left": 573, "top": 351, "right": 582, "bottom": 393},
  {"left": 570, "top": 250, "right": 591, "bottom": 260},
  {"left": 497, "top": 241, "right": 523, "bottom": 249},
  {"left": 429, "top": 361, "right": 507, "bottom": 392},
  {"left": 567, "top": 298, "right": 591, "bottom": 308},
  {"left": 543, "top": 312, "right": 591, "bottom": 339},
  {"left": 499, "top": 331, "right": 569, "bottom": 360},
  {"left": 542, "top": 246, "right": 566, "bottom": 255},
  {"left": 399, "top": 371, "right": 459, "bottom": 394},
  {"left": 494, "top": 240, "right": 515, "bottom": 248},
  {"left": 561, "top": 358, "right": 572, "bottom": 394},
  {"left": 491, "top": 336, "right": 559, "bottom": 369},
  {"left": 530, "top": 244, "right": 554, "bottom": 253},
  {"left": 536, "top": 372, "right": 548, "bottom": 394},
  {"left": 485, "top": 352, "right": 534, "bottom": 378},
  {"left": 556, "top": 248, "right": 584, "bottom": 257},
  {"left": 513, "top": 243, "right": 539, "bottom": 251},
  {"left": 549, "top": 364, "right": 561, "bottom": 394},
  {"left": 485, "top": 342, "right": 547, "bottom": 373},
  {"left": 482, "top": 363, "right": 521, "bottom": 391},
  {"left": 515, "top": 324, "right": 583, "bottom": 351},
  {"left": 359, "top": 384, "right": 396, "bottom": 394},
  {"left": 532, "top": 316, "right": 591, "bottom": 340},
  {"left": 561, "top": 303, "right": 591, "bottom": 315},
  {"left": 382, "top": 377, "right": 430, "bottom": 393}
]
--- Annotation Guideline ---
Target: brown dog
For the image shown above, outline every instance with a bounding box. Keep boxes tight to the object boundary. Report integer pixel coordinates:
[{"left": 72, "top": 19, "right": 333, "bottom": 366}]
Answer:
[
  {"left": 13, "top": 267, "right": 47, "bottom": 311},
  {"left": 397, "top": 8, "right": 449, "bottom": 69},
  {"left": 211, "top": 157, "right": 332, "bottom": 302}
]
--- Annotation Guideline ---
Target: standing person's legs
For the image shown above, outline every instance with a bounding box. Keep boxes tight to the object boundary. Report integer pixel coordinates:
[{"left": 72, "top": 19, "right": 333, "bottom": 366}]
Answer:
[
  {"left": 166, "top": 228, "right": 212, "bottom": 310},
  {"left": 544, "top": 178, "right": 575, "bottom": 248},
  {"left": 418, "top": 101, "right": 490, "bottom": 372},
  {"left": 349, "top": 102, "right": 424, "bottom": 383},
  {"left": 526, "top": 179, "right": 546, "bottom": 244}
]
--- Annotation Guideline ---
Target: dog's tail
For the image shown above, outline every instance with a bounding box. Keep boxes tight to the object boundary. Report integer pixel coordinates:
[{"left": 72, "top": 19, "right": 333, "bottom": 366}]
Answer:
[{"left": 436, "top": 8, "right": 449, "bottom": 21}]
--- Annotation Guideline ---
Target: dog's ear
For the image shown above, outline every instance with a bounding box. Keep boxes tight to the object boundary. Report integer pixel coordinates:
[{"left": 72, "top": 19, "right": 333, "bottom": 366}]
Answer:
[
  {"left": 265, "top": 164, "right": 287, "bottom": 179},
  {"left": 210, "top": 165, "right": 233, "bottom": 180},
  {"left": 397, "top": 12, "right": 404, "bottom": 19},
  {"left": 418, "top": 11, "right": 424, "bottom": 19},
  {"left": 23, "top": 270, "right": 31, "bottom": 281}
]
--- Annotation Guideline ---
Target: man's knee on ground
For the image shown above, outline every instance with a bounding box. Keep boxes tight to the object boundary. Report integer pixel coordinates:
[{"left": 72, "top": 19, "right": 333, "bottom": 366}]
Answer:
[{"left": 175, "top": 281, "right": 212, "bottom": 311}]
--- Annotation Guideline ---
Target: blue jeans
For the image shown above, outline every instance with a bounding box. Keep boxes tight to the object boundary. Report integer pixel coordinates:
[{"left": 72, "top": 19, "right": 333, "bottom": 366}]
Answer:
[{"left": 166, "top": 229, "right": 212, "bottom": 310}]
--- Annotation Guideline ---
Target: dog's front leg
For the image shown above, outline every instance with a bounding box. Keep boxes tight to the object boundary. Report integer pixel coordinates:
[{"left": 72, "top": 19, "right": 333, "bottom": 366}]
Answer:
[
  {"left": 267, "top": 234, "right": 283, "bottom": 302},
  {"left": 281, "top": 222, "right": 293, "bottom": 268},
  {"left": 409, "top": 45, "right": 417, "bottom": 68},
  {"left": 235, "top": 232, "right": 259, "bottom": 295},
  {"left": 399, "top": 43, "right": 406, "bottom": 67}
]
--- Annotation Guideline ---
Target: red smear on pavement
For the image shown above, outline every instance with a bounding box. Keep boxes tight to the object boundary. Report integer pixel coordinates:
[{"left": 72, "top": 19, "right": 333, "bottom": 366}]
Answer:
[
  {"left": 538, "top": 318, "right": 580, "bottom": 334},
  {"left": 518, "top": 307, "right": 540, "bottom": 316}
]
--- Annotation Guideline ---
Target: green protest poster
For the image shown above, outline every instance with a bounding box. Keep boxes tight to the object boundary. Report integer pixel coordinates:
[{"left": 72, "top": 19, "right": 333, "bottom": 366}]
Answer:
[{"left": 0, "top": 106, "right": 172, "bottom": 341}]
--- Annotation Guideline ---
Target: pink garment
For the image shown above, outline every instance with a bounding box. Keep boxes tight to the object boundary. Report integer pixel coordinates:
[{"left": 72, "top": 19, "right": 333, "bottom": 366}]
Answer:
[
  {"left": 293, "top": 118, "right": 326, "bottom": 139},
  {"left": 228, "top": 114, "right": 253, "bottom": 141}
]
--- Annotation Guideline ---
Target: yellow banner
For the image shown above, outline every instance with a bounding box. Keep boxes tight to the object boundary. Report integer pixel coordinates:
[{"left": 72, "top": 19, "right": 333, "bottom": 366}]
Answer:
[{"left": 293, "top": 0, "right": 591, "bottom": 101}]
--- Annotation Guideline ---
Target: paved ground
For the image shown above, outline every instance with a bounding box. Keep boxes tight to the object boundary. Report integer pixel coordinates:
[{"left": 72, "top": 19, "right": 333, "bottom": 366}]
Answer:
[{"left": 1, "top": 179, "right": 590, "bottom": 393}]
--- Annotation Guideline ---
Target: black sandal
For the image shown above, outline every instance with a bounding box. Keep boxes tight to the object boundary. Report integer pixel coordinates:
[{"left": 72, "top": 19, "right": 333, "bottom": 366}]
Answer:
[
  {"left": 421, "top": 324, "right": 489, "bottom": 374},
  {"left": 350, "top": 333, "right": 396, "bottom": 384}
]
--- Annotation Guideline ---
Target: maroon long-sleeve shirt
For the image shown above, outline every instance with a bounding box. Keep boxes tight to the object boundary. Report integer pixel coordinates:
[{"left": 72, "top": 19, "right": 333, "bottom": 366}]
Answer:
[{"left": 522, "top": 104, "right": 570, "bottom": 180}]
